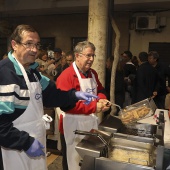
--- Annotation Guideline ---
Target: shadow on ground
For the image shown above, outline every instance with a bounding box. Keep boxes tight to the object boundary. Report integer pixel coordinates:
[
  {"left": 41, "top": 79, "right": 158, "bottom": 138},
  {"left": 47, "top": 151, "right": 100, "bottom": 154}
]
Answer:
[{"left": 48, "top": 156, "right": 63, "bottom": 170}]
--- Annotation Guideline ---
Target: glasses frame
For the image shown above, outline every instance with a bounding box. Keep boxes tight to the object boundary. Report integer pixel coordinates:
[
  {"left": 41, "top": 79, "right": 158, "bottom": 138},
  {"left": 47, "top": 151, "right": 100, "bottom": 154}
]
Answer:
[
  {"left": 79, "top": 53, "right": 96, "bottom": 59},
  {"left": 19, "top": 42, "right": 42, "bottom": 50}
]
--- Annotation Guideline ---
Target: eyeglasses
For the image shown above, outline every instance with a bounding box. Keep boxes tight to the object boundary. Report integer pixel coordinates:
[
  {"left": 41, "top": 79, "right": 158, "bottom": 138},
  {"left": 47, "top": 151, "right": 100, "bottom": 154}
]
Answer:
[
  {"left": 19, "top": 42, "right": 42, "bottom": 50},
  {"left": 79, "top": 53, "right": 96, "bottom": 59}
]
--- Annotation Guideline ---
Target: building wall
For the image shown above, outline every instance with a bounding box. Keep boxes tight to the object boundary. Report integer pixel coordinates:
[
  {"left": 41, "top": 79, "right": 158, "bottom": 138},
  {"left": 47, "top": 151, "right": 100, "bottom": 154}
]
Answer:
[
  {"left": 5, "top": 12, "right": 130, "bottom": 56},
  {"left": 6, "top": 14, "right": 88, "bottom": 53},
  {"left": 2, "top": 11, "right": 170, "bottom": 58},
  {"left": 112, "top": 12, "right": 130, "bottom": 56},
  {"left": 129, "top": 11, "right": 170, "bottom": 57}
]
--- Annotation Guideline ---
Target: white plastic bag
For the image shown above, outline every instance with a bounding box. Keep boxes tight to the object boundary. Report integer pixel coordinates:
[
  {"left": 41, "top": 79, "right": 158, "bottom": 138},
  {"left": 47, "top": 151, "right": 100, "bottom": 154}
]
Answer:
[{"left": 42, "top": 114, "right": 53, "bottom": 130}]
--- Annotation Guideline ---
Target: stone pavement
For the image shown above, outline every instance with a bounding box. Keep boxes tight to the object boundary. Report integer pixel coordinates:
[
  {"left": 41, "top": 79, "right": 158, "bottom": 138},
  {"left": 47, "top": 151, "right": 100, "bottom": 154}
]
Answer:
[{"left": 48, "top": 156, "right": 63, "bottom": 170}]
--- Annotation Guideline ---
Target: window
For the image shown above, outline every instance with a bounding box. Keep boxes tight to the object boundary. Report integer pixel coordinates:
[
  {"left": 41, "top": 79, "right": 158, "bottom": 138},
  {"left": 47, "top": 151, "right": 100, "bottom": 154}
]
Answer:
[
  {"left": 71, "top": 37, "right": 87, "bottom": 50},
  {"left": 40, "top": 37, "right": 55, "bottom": 50}
]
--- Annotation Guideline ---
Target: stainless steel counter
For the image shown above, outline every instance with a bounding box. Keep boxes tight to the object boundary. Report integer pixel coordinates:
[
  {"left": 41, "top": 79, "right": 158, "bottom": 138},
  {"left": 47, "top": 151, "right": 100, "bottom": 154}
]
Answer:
[{"left": 76, "top": 109, "right": 166, "bottom": 170}]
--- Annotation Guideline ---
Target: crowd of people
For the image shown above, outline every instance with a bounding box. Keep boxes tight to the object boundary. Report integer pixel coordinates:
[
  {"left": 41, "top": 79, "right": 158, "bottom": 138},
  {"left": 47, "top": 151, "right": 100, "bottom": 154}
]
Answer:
[
  {"left": 105, "top": 50, "right": 170, "bottom": 112},
  {"left": 35, "top": 47, "right": 74, "bottom": 81},
  {"left": 0, "top": 23, "right": 170, "bottom": 170}
]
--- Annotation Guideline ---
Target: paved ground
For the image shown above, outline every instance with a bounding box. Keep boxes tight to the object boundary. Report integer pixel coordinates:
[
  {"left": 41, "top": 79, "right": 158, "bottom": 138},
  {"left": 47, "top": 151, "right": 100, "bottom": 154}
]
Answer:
[
  {"left": 48, "top": 156, "right": 63, "bottom": 170},
  {"left": 47, "top": 139, "right": 63, "bottom": 170}
]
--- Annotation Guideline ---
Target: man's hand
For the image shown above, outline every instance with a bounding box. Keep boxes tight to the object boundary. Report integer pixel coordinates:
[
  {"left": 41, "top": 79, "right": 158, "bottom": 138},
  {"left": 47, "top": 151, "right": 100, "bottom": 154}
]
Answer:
[
  {"left": 98, "top": 99, "right": 111, "bottom": 112},
  {"left": 95, "top": 99, "right": 111, "bottom": 113},
  {"left": 152, "top": 91, "right": 157, "bottom": 98},
  {"left": 95, "top": 102, "right": 104, "bottom": 113},
  {"left": 25, "top": 139, "right": 45, "bottom": 157}
]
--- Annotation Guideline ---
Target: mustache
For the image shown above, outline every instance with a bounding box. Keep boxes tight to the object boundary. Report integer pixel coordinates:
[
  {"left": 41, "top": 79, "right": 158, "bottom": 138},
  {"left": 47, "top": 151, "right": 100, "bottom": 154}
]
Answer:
[{"left": 29, "top": 52, "right": 37, "bottom": 56}]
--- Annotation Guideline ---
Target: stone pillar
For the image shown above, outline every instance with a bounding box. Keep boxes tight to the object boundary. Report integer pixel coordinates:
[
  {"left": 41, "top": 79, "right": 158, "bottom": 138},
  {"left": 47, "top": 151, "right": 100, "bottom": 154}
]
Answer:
[{"left": 88, "top": 0, "right": 109, "bottom": 86}]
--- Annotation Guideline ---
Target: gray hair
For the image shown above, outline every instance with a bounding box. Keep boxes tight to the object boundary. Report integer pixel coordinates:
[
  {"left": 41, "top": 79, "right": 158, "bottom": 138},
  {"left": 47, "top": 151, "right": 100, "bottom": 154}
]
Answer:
[
  {"left": 148, "top": 51, "right": 159, "bottom": 60},
  {"left": 74, "top": 41, "right": 96, "bottom": 54}
]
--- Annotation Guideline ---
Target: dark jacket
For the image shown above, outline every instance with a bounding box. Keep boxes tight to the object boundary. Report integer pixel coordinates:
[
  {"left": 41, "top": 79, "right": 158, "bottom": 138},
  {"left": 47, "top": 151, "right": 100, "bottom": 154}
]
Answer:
[
  {"left": 155, "top": 62, "right": 169, "bottom": 96},
  {"left": 0, "top": 52, "right": 78, "bottom": 153},
  {"left": 133, "top": 62, "right": 158, "bottom": 102},
  {"left": 105, "top": 68, "right": 125, "bottom": 107}
]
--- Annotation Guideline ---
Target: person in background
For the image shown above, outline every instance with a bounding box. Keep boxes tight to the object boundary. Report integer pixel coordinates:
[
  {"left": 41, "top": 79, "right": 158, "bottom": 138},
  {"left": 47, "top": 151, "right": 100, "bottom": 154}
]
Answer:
[
  {"left": 121, "top": 50, "right": 136, "bottom": 107},
  {"left": 0, "top": 24, "right": 98, "bottom": 170},
  {"left": 53, "top": 56, "right": 69, "bottom": 81},
  {"left": 165, "top": 65, "right": 170, "bottom": 110},
  {"left": 53, "top": 47, "right": 63, "bottom": 67},
  {"left": 131, "top": 55, "right": 139, "bottom": 69},
  {"left": 133, "top": 52, "right": 158, "bottom": 103},
  {"left": 105, "top": 56, "right": 114, "bottom": 100},
  {"left": 105, "top": 56, "right": 125, "bottom": 116},
  {"left": 65, "top": 51, "right": 74, "bottom": 66},
  {"left": 56, "top": 41, "right": 111, "bottom": 170},
  {"left": 115, "top": 58, "right": 126, "bottom": 113},
  {"left": 35, "top": 49, "right": 55, "bottom": 79},
  {"left": 45, "top": 48, "right": 63, "bottom": 78},
  {"left": 148, "top": 51, "right": 169, "bottom": 109}
]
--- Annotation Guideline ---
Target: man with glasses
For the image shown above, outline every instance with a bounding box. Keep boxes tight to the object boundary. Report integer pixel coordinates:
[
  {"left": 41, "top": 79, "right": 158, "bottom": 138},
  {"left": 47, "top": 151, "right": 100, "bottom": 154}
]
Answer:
[
  {"left": 0, "top": 25, "right": 98, "bottom": 170},
  {"left": 56, "top": 41, "right": 111, "bottom": 170}
]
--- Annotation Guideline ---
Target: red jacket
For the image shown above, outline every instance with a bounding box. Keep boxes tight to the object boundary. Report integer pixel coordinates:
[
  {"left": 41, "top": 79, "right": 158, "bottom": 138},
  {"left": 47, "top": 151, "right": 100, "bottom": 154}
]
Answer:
[{"left": 56, "top": 64, "right": 106, "bottom": 133}]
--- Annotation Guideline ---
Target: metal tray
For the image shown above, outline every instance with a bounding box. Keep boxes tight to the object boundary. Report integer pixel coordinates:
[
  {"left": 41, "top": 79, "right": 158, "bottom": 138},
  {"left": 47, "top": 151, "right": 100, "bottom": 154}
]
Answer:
[
  {"left": 109, "top": 138, "right": 156, "bottom": 167},
  {"left": 118, "top": 123, "right": 157, "bottom": 138},
  {"left": 119, "top": 98, "right": 157, "bottom": 125}
]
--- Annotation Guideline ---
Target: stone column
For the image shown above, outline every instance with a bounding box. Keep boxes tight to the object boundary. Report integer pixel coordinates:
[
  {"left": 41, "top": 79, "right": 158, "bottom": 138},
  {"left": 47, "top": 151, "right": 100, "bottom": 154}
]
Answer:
[{"left": 88, "top": 0, "right": 109, "bottom": 86}]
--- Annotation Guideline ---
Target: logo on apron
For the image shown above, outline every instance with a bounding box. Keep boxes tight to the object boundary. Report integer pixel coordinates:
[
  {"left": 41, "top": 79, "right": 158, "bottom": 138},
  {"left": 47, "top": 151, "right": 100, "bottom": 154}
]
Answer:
[
  {"left": 35, "top": 93, "right": 42, "bottom": 100},
  {"left": 86, "top": 88, "right": 96, "bottom": 94}
]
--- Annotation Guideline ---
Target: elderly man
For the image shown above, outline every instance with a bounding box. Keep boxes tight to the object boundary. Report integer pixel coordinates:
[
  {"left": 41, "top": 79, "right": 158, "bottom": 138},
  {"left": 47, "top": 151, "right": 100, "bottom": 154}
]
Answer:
[
  {"left": 56, "top": 41, "right": 111, "bottom": 170},
  {"left": 0, "top": 25, "right": 97, "bottom": 170}
]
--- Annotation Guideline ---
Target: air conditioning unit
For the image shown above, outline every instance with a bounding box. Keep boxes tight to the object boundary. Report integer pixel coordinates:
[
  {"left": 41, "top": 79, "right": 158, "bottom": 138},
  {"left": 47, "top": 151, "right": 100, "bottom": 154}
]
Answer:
[{"left": 136, "top": 16, "right": 157, "bottom": 30}]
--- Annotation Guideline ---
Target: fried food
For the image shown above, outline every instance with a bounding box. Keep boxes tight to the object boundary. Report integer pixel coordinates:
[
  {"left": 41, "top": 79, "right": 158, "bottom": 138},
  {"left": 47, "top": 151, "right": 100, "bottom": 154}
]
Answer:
[
  {"left": 137, "top": 107, "right": 151, "bottom": 118},
  {"left": 120, "top": 106, "right": 151, "bottom": 125},
  {"left": 109, "top": 148, "right": 150, "bottom": 166},
  {"left": 133, "top": 110, "right": 140, "bottom": 119}
]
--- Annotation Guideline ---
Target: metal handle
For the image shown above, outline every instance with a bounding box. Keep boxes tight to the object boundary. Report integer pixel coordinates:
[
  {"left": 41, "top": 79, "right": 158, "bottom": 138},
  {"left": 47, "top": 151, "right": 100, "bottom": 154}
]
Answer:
[
  {"left": 74, "top": 130, "right": 98, "bottom": 137},
  {"left": 97, "top": 134, "right": 109, "bottom": 147},
  {"left": 106, "top": 102, "right": 122, "bottom": 111},
  {"left": 74, "top": 130, "right": 109, "bottom": 147}
]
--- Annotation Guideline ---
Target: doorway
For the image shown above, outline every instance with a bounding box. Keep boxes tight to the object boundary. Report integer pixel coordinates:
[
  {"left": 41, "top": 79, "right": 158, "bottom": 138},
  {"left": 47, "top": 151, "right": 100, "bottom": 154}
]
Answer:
[{"left": 149, "top": 42, "right": 170, "bottom": 65}]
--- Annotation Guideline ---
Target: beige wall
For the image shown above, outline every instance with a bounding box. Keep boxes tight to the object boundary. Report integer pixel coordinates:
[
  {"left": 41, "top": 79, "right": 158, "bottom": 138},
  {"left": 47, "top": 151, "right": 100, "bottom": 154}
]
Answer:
[
  {"left": 112, "top": 11, "right": 170, "bottom": 58},
  {"left": 7, "top": 14, "right": 88, "bottom": 53},
  {"left": 4, "top": 10, "right": 170, "bottom": 58},
  {"left": 113, "top": 12, "right": 130, "bottom": 55},
  {"left": 129, "top": 11, "right": 170, "bottom": 56},
  {"left": 6, "top": 12, "right": 130, "bottom": 56}
]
